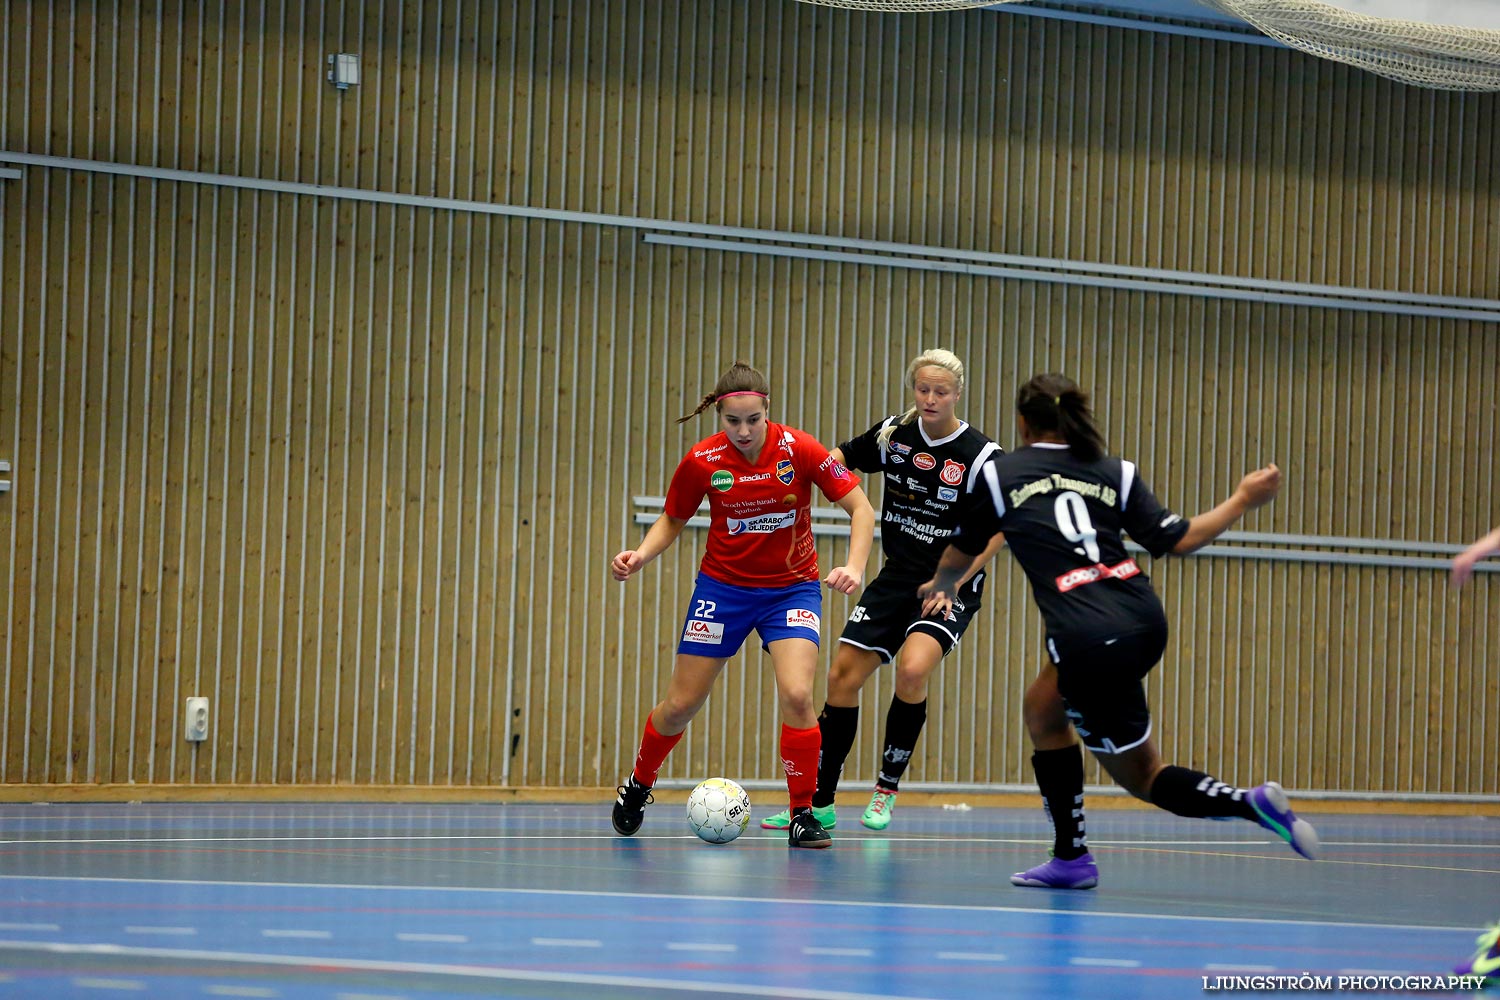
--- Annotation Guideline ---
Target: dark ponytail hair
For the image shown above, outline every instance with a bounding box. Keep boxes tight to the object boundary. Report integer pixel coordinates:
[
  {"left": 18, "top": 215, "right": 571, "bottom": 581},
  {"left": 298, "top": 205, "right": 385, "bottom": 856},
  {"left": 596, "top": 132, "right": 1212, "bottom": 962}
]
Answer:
[
  {"left": 1016, "top": 373, "right": 1108, "bottom": 462},
  {"left": 677, "top": 361, "right": 771, "bottom": 424}
]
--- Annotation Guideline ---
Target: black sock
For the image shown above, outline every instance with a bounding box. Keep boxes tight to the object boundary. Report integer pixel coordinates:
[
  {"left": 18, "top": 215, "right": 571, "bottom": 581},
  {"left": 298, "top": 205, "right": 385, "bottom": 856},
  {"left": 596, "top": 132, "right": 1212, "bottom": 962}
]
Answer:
[
  {"left": 874, "top": 696, "right": 927, "bottom": 792},
  {"left": 1148, "top": 765, "right": 1256, "bottom": 820},
  {"left": 812, "top": 704, "right": 859, "bottom": 808},
  {"left": 1032, "top": 745, "right": 1088, "bottom": 860}
]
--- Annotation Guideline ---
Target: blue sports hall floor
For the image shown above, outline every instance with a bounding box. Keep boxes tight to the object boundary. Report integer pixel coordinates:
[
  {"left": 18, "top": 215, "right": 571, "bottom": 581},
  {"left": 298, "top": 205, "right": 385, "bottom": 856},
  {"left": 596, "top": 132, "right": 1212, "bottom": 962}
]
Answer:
[{"left": 0, "top": 800, "right": 1495, "bottom": 999}]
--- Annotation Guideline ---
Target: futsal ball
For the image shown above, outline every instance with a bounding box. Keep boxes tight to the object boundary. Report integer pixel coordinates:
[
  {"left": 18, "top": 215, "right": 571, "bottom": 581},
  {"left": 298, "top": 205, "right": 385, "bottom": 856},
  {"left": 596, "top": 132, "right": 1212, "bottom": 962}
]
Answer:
[{"left": 686, "top": 777, "right": 751, "bottom": 844}]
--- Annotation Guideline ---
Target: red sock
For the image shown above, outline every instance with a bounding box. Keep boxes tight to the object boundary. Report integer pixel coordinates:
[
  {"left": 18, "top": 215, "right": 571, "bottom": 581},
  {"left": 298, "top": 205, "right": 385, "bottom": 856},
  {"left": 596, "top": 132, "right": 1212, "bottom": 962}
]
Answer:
[
  {"left": 631, "top": 714, "right": 684, "bottom": 788},
  {"left": 780, "top": 723, "right": 821, "bottom": 811}
]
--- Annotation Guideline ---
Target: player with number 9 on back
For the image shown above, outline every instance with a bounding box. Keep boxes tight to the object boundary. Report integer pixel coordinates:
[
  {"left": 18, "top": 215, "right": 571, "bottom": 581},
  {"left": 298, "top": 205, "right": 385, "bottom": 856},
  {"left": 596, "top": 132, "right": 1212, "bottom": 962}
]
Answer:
[
  {"left": 920, "top": 372, "right": 1320, "bottom": 889},
  {"left": 610, "top": 361, "right": 876, "bottom": 849}
]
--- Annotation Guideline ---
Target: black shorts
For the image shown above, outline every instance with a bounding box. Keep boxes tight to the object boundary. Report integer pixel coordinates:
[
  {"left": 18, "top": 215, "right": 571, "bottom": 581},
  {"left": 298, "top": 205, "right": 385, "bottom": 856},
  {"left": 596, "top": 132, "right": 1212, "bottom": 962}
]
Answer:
[
  {"left": 1046, "top": 625, "right": 1168, "bottom": 755},
  {"left": 837, "top": 567, "right": 987, "bottom": 664}
]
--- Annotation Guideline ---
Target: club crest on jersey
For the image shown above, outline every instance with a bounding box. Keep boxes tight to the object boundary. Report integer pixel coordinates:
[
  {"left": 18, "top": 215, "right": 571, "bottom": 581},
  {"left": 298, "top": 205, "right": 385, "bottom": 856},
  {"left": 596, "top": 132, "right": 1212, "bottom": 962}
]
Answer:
[
  {"left": 785, "top": 609, "right": 820, "bottom": 631},
  {"left": 912, "top": 452, "right": 936, "bottom": 471},
  {"left": 776, "top": 459, "right": 795, "bottom": 485},
  {"left": 711, "top": 470, "right": 734, "bottom": 492},
  {"left": 939, "top": 459, "right": 965, "bottom": 486},
  {"left": 683, "top": 620, "right": 725, "bottom": 644}
]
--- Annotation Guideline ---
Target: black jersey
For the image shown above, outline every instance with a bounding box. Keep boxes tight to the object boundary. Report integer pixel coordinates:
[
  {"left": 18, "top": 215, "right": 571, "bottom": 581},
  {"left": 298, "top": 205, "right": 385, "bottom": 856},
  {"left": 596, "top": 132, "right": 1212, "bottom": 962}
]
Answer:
[
  {"left": 953, "top": 443, "right": 1190, "bottom": 644},
  {"left": 839, "top": 416, "right": 1002, "bottom": 578}
]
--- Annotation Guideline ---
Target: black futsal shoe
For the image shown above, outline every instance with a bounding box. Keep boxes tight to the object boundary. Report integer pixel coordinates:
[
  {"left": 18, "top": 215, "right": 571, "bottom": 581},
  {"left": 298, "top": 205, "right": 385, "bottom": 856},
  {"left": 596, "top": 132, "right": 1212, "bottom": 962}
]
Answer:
[
  {"left": 611, "top": 777, "right": 653, "bottom": 836},
  {"left": 787, "top": 807, "right": 833, "bottom": 849}
]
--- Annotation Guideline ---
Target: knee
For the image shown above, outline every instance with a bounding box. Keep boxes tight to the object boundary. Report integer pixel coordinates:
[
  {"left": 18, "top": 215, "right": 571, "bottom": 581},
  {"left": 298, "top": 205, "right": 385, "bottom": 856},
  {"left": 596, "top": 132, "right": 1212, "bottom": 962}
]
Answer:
[
  {"left": 826, "top": 650, "right": 871, "bottom": 702},
  {"left": 1022, "top": 687, "right": 1069, "bottom": 741},
  {"left": 892, "top": 662, "right": 934, "bottom": 702},
  {"left": 655, "top": 695, "right": 701, "bottom": 732}
]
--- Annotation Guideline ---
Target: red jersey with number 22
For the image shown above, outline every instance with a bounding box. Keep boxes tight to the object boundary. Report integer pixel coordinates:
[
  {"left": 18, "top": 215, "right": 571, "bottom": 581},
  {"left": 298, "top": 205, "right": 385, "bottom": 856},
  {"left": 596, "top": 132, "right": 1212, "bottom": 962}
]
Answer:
[{"left": 663, "top": 423, "right": 860, "bottom": 588}]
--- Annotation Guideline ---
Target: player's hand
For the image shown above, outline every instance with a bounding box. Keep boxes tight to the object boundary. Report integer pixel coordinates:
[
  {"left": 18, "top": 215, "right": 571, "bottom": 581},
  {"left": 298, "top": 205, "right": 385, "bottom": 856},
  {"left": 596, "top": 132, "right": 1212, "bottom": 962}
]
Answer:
[
  {"left": 611, "top": 549, "right": 645, "bottom": 581},
  {"left": 917, "top": 579, "right": 954, "bottom": 618},
  {"left": 1451, "top": 551, "right": 1480, "bottom": 588},
  {"left": 1235, "top": 463, "right": 1282, "bottom": 509},
  {"left": 824, "top": 565, "right": 862, "bottom": 595}
]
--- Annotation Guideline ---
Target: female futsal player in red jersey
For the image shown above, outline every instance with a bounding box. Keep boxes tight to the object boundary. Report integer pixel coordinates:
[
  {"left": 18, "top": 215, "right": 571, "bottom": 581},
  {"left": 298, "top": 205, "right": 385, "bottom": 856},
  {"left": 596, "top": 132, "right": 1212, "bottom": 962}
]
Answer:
[{"left": 611, "top": 361, "right": 876, "bottom": 848}]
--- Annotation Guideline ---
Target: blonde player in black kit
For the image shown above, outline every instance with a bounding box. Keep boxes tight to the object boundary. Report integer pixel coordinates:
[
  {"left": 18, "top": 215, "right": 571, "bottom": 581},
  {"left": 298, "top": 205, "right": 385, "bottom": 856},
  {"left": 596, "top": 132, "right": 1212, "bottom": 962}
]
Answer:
[
  {"left": 922, "top": 372, "right": 1319, "bottom": 889},
  {"left": 760, "top": 349, "right": 1005, "bottom": 833}
]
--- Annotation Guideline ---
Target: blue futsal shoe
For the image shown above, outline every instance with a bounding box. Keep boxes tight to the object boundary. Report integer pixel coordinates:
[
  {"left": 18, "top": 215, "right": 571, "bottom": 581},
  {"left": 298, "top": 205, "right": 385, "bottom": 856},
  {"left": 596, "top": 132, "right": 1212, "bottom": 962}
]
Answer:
[
  {"left": 1454, "top": 922, "right": 1500, "bottom": 984},
  {"left": 1011, "top": 853, "right": 1099, "bottom": 890},
  {"left": 1247, "top": 781, "right": 1320, "bottom": 860}
]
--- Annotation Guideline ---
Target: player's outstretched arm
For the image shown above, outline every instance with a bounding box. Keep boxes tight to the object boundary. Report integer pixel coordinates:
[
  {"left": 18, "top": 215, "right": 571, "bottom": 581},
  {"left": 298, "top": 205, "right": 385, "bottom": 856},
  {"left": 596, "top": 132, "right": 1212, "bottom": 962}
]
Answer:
[
  {"left": 1452, "top": 525, "right": 1500, "bottom": 588},
  {"left": 1171, "top": 463, "right": 1282, "bottom": 555},
  {"left": 825, "top": 486, "right": 875, "bottom": 595},
  {"left": 956, "top": 532, "right": 1006, "bottom": 587},
  {"left": 611, "top": 514, "right": 688, "bottom": 582},
  {"left": 918, "top": 543, "right": 976, "bottom": 617}
]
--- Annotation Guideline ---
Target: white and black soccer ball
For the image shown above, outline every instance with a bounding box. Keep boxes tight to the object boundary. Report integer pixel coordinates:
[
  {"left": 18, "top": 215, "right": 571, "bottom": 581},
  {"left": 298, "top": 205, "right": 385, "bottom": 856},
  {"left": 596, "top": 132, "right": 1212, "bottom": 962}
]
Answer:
[{"left": 686, "top": 777, "right": 751, "bottom": 844}]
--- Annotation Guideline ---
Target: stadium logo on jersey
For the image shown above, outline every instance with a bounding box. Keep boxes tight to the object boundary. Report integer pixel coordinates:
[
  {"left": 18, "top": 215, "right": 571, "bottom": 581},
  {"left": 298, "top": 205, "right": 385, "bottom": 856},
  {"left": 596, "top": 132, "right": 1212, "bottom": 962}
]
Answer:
[
  {"left": 939, "top": 460, "right": 965, "bottom": 485},
  {"left": 683, "top": 620, "right": 726, "bottom": 644},
  {"left": 726, "top": 511, "right": 797, "bottom": 534},
  {"left": 912, "top": 452, "right": 936, "bottom": 471},
  {"left": 711, "top": 470, "right": 734, "bottom": 492},
  {"left": 937, "top": 486, "right": 958, "bottom": 502},
  {"left": 740, "top": 472, "right": 771, "bottom": 482},
  {"left": 785, "top": 609, "right": 820, "bottom": 632},
  {"left": 776, "top": 459, "right": 795, "bottom": 485}
]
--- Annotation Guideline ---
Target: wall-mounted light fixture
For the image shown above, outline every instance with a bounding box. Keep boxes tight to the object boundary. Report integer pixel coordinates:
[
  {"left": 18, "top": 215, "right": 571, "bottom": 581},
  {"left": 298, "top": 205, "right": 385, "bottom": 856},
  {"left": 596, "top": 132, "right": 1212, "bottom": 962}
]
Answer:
[{"left": 327, "top": 53, "right": 360, "bottom": 90}]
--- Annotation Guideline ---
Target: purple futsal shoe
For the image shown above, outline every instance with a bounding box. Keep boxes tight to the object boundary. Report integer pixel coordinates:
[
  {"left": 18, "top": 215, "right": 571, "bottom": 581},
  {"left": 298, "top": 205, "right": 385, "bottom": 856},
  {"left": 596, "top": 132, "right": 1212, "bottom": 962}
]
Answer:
[
  {"left": 1247, "top": 781, "right": 1320, "bottom": 861},
  {"left": 1010, "top": 853, "right": 1099, "bottom": 890}
]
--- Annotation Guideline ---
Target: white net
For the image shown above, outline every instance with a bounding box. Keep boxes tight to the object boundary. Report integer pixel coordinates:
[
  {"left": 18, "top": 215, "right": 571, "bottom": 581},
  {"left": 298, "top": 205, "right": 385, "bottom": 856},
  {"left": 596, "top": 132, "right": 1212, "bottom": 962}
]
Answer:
[
  {"left": 1198, "top": 0, "right": 1500, "bottom": 90},
  {"left": 791, "top": 0, "right": 1500, "bottom": 90}
]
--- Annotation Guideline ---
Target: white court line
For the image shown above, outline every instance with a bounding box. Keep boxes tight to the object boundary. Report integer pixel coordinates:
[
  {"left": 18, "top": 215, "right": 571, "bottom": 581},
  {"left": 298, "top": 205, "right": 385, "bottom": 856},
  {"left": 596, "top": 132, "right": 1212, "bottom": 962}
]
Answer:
[
  {"left": 125, "top": 926, "right": 197, "bottom": 935},
  {"left": 803, "top": 947, "right": 873, "bottom": 957},
  {"left": 0, "top": 922, "right": 60, "bottom": 931},
  {"left": 261, "top": 929, "right": 332, "bottom": 939},
  {"left": 6, "top": 833, "right": 1500, "bottom": 848},
  {"left": 1070, "top": 957, "right": 1142, "bottom": 968},
  {"left": 205, "top": 986, "right": 278, "bottom": 997},
  {"left": 667, "top": 942, "right": 738, "bottom": 952},
  {"left": 531, "top": 937, "right": 602, "bottom": 948},
  {"left": 0, "top": 874, "right": 1477, "bottom": 935},
  {"left": 73, "top": 978, "right": 147, "bottom": 991},
  {"left": 1204, "top": 963, "right": 1277, "bottom": 972},
  {"left": 0, "top": 940, "right": 946, "bottom": 1000},
  {"left": 937, "top": 952, "right": 1008, "bottom": 962},
  {"left": 396, "top": 932, "right": 467, "bottom": 943},
  {"left": 335, "top": 993, "right": 407, "bottom": 1000}
]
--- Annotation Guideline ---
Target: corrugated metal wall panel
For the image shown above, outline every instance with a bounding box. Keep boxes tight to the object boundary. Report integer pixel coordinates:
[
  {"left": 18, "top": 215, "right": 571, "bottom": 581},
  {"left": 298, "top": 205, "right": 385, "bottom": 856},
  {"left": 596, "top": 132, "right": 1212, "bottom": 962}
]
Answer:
[{"left": 0, "top": 0, "right": 1495, "bottom": 796}]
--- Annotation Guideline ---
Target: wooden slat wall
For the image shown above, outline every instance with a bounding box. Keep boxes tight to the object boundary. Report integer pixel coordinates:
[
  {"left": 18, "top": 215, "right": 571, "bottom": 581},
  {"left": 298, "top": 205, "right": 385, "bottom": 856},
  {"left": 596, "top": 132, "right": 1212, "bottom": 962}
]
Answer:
[{"left": 0, "top": 0, "right": 1495, "bottom": 795}]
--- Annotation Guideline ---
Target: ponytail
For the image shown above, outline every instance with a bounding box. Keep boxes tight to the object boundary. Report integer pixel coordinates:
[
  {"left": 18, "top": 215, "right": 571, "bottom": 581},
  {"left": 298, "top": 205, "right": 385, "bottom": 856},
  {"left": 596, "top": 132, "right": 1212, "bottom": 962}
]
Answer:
[
  {"left": 677, "top": 361, "right": 771, "bottom": 424},
  {"left": 1015, "top": 373, "right": 1108, "bottom": 462}
]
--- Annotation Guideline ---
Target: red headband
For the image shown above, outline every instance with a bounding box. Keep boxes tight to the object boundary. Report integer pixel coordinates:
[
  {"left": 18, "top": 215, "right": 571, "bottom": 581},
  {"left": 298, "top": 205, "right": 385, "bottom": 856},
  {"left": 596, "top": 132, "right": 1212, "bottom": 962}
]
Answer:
[{"left": 719, "top": 391, "right": 769, "bottom": 399}]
